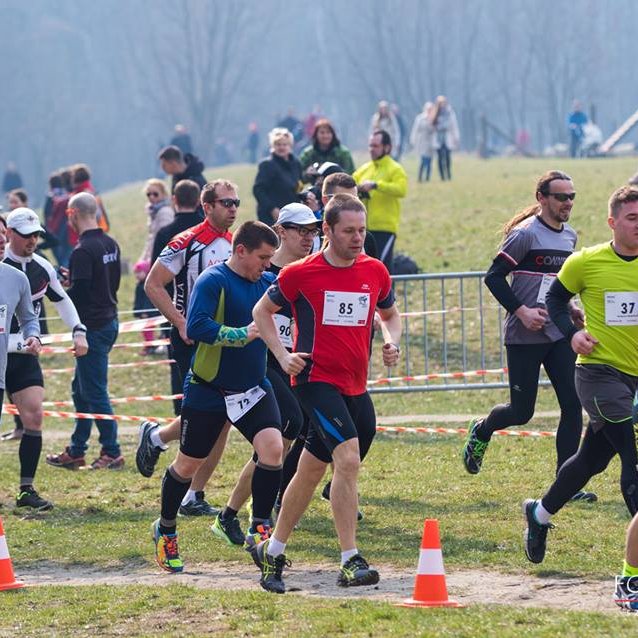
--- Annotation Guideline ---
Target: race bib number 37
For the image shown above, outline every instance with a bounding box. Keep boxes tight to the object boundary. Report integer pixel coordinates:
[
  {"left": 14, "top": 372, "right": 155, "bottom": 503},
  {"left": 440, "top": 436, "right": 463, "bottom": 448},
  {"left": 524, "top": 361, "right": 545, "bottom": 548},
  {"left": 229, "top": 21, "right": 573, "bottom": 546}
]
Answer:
[
  {"left": 322, "top": 291, "right": 370, "bottom": 326},
  {"left": 605, "top": 292, "right": 638, "bottom": 326}
]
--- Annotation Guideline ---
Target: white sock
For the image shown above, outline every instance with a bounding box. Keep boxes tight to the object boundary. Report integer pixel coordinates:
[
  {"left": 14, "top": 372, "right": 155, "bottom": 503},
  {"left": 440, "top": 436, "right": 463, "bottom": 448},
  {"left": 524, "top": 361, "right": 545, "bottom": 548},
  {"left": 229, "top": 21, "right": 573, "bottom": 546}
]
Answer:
[
  {"left": 534, "top": 501, "right": 552, "bottom": 525},
  {"left": 181, "top": 489, "right": 197, "bottom": 506},
  {"left": 266, "top": 536, "right": 286, "bottom": 557},
  {"left": 150, "top": 427, "right": 168, "bottom": 450},
  {"left": 341, "top": 548, "right": 358, "bottom": 566}
]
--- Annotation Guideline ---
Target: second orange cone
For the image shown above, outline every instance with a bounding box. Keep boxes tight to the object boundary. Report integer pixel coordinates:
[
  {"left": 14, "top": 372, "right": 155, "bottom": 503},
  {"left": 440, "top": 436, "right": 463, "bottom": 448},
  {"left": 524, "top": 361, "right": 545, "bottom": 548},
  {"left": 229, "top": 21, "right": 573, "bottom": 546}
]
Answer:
[
  {"left": 398, "top": 518, "right": 463, "bottom": 608},
  {"left": 0, "top": 516, "right": 24, "bottom": 592}
]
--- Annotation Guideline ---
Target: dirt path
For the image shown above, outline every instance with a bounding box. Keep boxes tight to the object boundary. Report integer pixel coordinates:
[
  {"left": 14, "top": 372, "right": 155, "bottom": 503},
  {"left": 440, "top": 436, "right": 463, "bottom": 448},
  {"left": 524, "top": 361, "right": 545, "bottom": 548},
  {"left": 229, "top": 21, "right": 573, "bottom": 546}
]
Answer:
[{"left": 17, "top": 562, "right": 615, "bottom": 613}]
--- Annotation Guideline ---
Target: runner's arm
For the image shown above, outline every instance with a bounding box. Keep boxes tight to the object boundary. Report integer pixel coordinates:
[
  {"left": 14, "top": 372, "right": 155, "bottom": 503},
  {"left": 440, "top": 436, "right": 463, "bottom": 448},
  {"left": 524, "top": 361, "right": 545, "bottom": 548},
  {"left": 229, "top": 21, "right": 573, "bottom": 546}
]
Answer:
[
  {"left": 145, "top": 260, "right": 184, "bottom": 328},
  {"left": 545, "top": 278, "right": 579, "bottom": 341},
  {"left": 483, "top": 254, "right": 521, "bottom": 313},
  {"left": 376, "top": 303, "right": 402, "bottom": 349}
]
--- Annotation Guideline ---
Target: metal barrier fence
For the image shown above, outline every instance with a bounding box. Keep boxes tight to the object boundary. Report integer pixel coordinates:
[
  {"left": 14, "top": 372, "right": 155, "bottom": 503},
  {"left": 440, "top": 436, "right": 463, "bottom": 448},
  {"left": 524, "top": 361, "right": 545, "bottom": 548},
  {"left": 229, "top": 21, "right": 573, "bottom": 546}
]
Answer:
[{"left": 368, "top": 271, "right": 550, "bottom": 394}]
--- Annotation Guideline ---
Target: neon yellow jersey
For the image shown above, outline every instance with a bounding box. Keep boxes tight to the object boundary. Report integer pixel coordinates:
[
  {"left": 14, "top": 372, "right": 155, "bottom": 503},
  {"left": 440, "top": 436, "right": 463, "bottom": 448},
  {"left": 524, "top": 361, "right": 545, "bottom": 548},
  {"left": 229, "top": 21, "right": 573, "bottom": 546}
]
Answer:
[{"left": 558, "top": 242, "right": 638, "bottom": 375}]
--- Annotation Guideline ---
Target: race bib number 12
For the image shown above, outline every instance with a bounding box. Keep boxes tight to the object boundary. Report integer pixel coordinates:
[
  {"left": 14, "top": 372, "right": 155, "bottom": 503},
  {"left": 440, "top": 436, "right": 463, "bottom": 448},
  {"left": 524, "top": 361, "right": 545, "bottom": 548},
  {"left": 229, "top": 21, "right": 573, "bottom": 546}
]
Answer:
[
  {"left": 224, "top": 385, "right": 266, "bottom": 423},
  {"left": 322, "top": 291, "right": 370, "bottom": 326}
]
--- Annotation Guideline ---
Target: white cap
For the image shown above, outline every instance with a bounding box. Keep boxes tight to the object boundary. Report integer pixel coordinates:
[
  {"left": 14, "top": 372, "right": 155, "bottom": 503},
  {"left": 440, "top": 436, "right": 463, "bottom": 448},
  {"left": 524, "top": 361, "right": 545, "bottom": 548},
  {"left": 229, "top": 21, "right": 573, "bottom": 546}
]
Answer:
[
  {"left": 7, "top": 208, "right": 45, "bottom": 235},
  {"left": 276, "top": 203, "right": 318, "bottom": 226}
]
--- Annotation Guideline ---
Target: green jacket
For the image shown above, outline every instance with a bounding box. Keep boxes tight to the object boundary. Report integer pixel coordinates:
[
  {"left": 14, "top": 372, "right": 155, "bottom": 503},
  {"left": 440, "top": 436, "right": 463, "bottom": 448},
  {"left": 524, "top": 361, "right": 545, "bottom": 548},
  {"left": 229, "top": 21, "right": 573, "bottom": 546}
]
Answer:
[
  {"left": 353, "top": 155, "right": 407, "bottom": 235},
  {"left": 298, "top": 143, "right": 355, "bottom": 179}
]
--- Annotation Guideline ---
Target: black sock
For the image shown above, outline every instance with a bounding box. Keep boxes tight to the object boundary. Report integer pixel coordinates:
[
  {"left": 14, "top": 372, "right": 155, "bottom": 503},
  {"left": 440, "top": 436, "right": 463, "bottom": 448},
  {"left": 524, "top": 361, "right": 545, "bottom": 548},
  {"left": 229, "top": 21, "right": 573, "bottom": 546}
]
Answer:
[
  {"left": 221, "top": 506, "right": 238, "bottom": 521},
  {"left": 251, "top": 462, "right": 282, "bottom": 521},
  {"left": 160, "top": 466, "right": 191, "bottom": 534},
  {"left": 19, "top": 429, "right": 42, "bottom": 487}
]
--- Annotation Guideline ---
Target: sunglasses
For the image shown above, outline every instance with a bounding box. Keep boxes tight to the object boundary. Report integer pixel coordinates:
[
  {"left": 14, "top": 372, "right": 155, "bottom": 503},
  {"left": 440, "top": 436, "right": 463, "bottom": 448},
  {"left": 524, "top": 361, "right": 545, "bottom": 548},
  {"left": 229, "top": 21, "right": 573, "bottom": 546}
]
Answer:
[
  {"left": 214, "top": 198, "right": 240, "bottom": 209},
  {"left": 548, "top": 192, "right": 576, "bottom": 202},
  {"left": 15, "top": 230, "right": 41, "bottom": 239},
  {"left": 281, "top": 224, "right": 320, "bottom": 237},
  {"left": 146, "top": 191, "right": 161, "bottom": 198}
]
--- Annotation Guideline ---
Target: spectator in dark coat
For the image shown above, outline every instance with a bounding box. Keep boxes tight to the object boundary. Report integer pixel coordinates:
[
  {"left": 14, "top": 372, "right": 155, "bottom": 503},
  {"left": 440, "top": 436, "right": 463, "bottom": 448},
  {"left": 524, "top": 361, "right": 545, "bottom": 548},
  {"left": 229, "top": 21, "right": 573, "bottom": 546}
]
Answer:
[
  {"left": 253, "top": 128, "right": 302, "bottom": 225},
  {"left": 158, "top": 145, "right": 207, "bottom": 193},
  {"left": 170, "top": 124, "right": 193, "bottom": 155},
  {"left": 2, "top": 162, "right": 22, "bottom": 193}
]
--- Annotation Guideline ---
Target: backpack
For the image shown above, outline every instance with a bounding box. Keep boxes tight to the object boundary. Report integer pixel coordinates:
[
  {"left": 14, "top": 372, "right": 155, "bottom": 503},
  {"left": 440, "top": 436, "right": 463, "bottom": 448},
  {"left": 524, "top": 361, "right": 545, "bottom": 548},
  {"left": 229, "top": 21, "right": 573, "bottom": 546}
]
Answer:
[{"left": 392, "top": 252, "right": 419, "bottom": 275}]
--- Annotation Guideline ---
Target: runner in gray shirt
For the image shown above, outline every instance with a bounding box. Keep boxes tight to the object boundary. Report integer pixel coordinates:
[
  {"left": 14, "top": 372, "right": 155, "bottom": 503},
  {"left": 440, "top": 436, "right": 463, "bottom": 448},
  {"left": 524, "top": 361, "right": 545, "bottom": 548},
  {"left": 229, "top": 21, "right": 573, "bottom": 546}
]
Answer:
[{"left": 462, "top": 171, "right": 595, "bottom": 502}]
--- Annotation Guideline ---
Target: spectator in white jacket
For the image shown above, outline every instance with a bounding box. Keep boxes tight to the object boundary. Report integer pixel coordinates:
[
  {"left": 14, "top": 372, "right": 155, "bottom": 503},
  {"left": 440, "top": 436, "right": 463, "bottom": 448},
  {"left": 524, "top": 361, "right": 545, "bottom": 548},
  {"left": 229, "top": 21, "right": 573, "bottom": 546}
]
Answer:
[
  {"left": 432, "top": 96, "right": 460, "bottom": 181},
  {"left": 410, "top": 102, "right": 437, "bottom": 182}
]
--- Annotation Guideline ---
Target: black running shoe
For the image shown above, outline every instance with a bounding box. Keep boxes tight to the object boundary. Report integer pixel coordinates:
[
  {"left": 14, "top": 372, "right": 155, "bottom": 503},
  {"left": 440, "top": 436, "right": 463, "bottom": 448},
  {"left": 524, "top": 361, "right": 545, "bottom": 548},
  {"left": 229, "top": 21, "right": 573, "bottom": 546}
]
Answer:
[
  {"left": 179, "top": 492, "right": 220, "bottom": 517},
  {"left": 135, "top": 420, "right": 164, "bottom": 478},
  {"left": 321, "top": 480, "right": 364, "bottom": 521},
  {"left": 249, "top": 539, "right": 290, "bottom": 594},
  {"left": 523, "top": 499, "right": 554, "bottom": 564},
  {"left": 569, "top": 491, "right": 598, "bottom": 503},
  {"left": 462, "top": 418, "right": 489, "bottom": 474},
  {"left": 16, "top": 487, "right": 53, "bottom": 511},
  {"left": 211, "top": 513, "right": 245, "bottom": 545},
  {"left": 337, "top": 554, "right": 380, "bottom": 587}
]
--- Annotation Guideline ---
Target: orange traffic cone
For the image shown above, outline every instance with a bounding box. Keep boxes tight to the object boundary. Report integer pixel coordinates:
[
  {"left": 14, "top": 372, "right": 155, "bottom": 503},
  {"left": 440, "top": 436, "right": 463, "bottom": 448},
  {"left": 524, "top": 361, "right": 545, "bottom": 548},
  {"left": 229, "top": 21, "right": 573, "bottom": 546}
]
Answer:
[
  {"left": 0, "top": 516, "right": 24, "bottom": 591},
  {"left": 397, "top": 518, "right": 463, "bottom": 608}
]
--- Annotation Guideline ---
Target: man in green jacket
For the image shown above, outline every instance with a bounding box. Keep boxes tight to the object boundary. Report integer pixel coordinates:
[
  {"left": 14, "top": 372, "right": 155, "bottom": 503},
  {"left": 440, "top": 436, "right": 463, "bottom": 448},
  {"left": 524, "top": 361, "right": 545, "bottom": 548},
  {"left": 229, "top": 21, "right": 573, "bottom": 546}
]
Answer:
[{"left": 353, "top": 130, "right": 408, "bottom": 272}]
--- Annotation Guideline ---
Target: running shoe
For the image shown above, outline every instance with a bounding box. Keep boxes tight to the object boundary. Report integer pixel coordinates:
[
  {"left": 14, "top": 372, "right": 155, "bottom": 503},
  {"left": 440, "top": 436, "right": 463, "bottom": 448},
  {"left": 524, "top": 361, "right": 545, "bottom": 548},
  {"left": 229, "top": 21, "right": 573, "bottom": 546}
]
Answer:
[
  {"left": 337, "top": 554, "right": 380, "bottom": 587},
  {"left": 136, "top": 420, "right": 164, "bottom": 478},
  {"left": 1, "top": 428, "right": 23, "bottom": 442},
  {"left": 244, "top": 522, "right": 272, "bottom": 552},
  {"left": 16, "top": 487, "right": 54, "bottom": 511},
  {"left": 522, "top": 499, "right": 554, "bottom": 564},
  {"left": 87, "top": 452, "right": 125, "bottom": 470},
  {"left": 45, "top": 447, "right": 86, "bottom": 470},
  {"left": 462, "top": 418, "right": 489, "bottom": 474},
  {"left": 179, "top": 492, "right": 220, "bottom": 516},
  {"left": 321, "top": 481, "right": 364, "bottom": 521},
  {"left": 211, "top": 513, "right": 245, "bottom": 546},
  {"left": 614, "top": 575, "right": 638, "bottom": 612},
  {"left": 248, "top": 538, "right": 290, "bottom": 594},
  {"left": 569, "top": 491, "right": 598, "bottom": 503},
  {"left": 151, "top": 519, "right": 183, "bottom": 573}
]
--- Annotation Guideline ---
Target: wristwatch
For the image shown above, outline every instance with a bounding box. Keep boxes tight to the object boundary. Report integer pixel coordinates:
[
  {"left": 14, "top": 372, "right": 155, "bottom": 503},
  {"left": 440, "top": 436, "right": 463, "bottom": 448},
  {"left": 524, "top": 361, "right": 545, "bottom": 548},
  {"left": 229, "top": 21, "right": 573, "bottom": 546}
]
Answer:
[
  {"left": 389, "top": 342, "right": 400, "bottom": 353},
  {"left": 72, "top": 323, "right": 87, "bottom": 335}
]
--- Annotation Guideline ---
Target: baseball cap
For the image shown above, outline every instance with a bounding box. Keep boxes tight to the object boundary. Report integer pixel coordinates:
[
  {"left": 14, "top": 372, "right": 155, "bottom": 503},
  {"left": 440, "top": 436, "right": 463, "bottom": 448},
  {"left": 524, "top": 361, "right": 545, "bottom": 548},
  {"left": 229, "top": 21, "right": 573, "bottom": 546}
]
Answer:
[
  {"left": 317, "top": 162, "right": 344, "bottom": 178},
  {"left": 276, "top": 203, "right": 318, "bottom": 226},
  {"left": 7, "top": 208, "right": 45, "bottom": 235}
]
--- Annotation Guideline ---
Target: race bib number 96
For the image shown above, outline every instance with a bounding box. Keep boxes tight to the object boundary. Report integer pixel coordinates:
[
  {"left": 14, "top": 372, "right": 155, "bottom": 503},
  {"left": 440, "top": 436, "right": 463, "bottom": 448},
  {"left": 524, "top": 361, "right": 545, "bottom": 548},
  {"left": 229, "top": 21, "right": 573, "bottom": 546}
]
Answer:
[
  {"left": 322, "top": 291, "right": 370, "bottom": 326},
  {"left": 605, "top": 292, "right": 638, "bottom": 326}
]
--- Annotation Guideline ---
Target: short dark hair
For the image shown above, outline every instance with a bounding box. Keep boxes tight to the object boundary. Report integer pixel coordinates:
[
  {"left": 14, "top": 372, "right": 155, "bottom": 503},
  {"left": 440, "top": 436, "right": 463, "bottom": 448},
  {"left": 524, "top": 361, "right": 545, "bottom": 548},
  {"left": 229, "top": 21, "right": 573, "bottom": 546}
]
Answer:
[
  {"left": 60, "top": 168, "right": 73, "bottom": 191},
  {"left": 72, "top": 163, "right": 91, "bottom": 185},
  {"left": 609, "top": 185, "right": 638, "bottom": 218},
  {"left": 324, "top": 193, "right": 366, "bottom": 229},
  {"left": 48, "top": 172, "right": 63, "bottom": 190},
  {"left": 201, "top": 179, "right": 238, "bottom": 205},
  {"left": 158, "top": 145, "right": 183, "bottom": 162},
  {"left": 232, "top": 220, "right": 278, "bottom": 253},
  {"left": 322, "top": 173, "right": 356, "bottom": 195},
  {"left": 372, "top": 129, "right": 392, "bottom": 147},
  {"left": 174, "top": 180, "right": 200, "bottom": 209},
  {"left": 9, "top": 188, "right": 28, "bottom": 205}
]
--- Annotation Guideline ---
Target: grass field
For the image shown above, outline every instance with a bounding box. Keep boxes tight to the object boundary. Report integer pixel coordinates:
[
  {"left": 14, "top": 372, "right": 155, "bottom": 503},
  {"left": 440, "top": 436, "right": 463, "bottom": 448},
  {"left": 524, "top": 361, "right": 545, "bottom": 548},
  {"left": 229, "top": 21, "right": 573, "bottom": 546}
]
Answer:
[{"left": 1, "top": 154, "right": 638, "bottom": 636}]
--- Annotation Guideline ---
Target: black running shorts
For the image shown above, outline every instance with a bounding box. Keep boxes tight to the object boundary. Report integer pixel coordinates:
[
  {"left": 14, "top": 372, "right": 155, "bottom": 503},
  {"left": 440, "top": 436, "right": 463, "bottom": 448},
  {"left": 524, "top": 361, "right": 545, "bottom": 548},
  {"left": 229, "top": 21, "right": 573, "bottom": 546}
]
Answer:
[
  {"left": 5, "top": 353, "right": 44, "bottom": 394},
  {"left": 294, "top": 382, "right": 376, "bottom": 463}
]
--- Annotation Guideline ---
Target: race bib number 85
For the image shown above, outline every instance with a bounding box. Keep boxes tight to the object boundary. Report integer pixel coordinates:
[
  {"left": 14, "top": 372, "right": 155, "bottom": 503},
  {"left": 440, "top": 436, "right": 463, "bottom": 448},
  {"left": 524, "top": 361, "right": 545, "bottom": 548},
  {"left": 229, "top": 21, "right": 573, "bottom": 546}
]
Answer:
[{"left": 322, "top": 291, "right": 370, "bottom": 326}]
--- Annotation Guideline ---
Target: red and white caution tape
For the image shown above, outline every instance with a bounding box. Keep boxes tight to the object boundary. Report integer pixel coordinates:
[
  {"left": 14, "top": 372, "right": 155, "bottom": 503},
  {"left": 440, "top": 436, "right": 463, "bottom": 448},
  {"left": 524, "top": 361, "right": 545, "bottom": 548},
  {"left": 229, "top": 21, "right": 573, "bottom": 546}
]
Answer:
[
  {"left": 39, "top": 340, "right": 170, "bottom": 355},
  {"left": 41, "top": 316, "right": 167, "bottom": 344},
  {"left": 1, "top": 404, "right": 173, "bottom": 424},
  {"left": 5, "top": 393, "right": 184, "bottom": 409},
  {"left": 0, "top": 404, "right": 558, "bottom": 437},
  {"left": 42, "top": 359, "right": 174, "bottom": 376},
  {"left": 367, "top": 367, "right": 508, "bottom": 386}
]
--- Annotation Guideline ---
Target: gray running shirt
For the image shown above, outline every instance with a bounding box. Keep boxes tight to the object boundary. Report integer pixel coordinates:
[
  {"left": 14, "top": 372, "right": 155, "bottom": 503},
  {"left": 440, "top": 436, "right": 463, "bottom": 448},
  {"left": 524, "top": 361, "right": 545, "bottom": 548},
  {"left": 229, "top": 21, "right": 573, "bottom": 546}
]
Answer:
[
  {"left": 0, "top": 263, "right": 40, "bottom": 388},
  {"left": 498, "top": 215, "right": 577, "bottom": 344}
]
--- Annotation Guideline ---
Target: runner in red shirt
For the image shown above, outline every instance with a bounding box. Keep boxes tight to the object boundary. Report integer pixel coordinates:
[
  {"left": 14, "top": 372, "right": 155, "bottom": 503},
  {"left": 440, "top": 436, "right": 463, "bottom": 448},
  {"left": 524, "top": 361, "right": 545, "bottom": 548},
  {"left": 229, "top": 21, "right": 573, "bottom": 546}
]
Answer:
[{"left": 251, "top": 193, "right": 402, "bottom": 593}]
